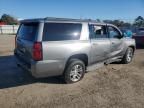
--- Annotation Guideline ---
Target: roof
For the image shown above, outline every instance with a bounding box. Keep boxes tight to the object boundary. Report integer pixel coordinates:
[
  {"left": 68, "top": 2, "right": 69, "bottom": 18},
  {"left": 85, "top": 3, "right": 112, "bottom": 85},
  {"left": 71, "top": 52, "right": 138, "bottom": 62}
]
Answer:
[{"left": 21, "top": 17, "right": 106, "bottom": 24}]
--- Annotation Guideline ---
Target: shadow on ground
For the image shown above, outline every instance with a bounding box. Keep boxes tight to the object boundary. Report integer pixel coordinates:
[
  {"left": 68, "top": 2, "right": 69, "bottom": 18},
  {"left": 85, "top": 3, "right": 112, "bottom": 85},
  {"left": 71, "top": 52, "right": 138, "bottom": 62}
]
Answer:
[{"left": 0, "top": 55, "right": 64, "bottom": 89}]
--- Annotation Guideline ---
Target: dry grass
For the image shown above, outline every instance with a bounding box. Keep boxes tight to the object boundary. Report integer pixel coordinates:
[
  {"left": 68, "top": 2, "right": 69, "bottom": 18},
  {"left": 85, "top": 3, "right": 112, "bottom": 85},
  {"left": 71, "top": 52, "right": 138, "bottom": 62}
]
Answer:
[{"left": 0, "top": 35, "right": 144, "bottom": 108}]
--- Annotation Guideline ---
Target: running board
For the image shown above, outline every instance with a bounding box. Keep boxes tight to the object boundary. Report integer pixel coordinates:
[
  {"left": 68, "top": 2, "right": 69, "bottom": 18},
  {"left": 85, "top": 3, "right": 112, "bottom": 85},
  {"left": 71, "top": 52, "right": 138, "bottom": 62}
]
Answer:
[
  {"left": 86, "top": 57, "right": 122, "bottom": 72},
  {"left": 105, "top": 57, "right": 122, "bottom": 65}
]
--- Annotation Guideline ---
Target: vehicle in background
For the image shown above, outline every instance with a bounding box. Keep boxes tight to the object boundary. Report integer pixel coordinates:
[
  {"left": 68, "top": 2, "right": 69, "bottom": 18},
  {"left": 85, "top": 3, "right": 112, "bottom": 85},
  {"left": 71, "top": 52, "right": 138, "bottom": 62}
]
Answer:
[
  {"left": 132, "top": 27, "right": 144, "bottom": 47},
  {"left": 14, "top": 17, "right": 136, "bottom": 84},
  {"left": 121, "top": 29, "right": 133, "bottom": 38}
]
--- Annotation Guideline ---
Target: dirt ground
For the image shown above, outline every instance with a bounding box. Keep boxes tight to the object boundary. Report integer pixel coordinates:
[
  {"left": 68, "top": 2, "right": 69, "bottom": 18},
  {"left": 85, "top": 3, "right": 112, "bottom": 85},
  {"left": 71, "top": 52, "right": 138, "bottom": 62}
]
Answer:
[{"left": 0, "top": 35, "right": 144, "bottom": 108}]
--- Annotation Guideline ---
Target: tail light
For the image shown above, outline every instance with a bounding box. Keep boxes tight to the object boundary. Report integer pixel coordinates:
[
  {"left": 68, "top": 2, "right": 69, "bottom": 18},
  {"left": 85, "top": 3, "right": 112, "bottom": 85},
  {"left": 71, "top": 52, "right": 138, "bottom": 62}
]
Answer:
[{"left": 33, "top": 42, "right": 42, "bottom": 61}]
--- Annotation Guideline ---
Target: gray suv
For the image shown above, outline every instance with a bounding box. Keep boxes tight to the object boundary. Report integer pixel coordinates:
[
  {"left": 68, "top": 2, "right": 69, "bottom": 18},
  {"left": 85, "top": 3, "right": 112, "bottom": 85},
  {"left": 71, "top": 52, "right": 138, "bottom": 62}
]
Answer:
[{"left": 14, "top": 17, "right": 136, "bottom": 83}]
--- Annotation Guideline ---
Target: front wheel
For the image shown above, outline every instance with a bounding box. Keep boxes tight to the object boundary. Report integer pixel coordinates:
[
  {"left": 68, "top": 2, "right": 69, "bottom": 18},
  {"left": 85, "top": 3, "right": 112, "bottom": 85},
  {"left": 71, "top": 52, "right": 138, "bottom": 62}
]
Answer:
[
  {"left": 64, "top": 59, "right": 85, "bottom": 84},
  {"left": 121, "top": 47, "right": 134, "bottom": 64}
]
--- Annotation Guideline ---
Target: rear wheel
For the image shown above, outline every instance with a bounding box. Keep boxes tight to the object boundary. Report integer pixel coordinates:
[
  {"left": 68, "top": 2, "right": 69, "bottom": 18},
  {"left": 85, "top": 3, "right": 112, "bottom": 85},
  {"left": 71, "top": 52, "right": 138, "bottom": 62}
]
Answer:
[
  {"left": 121, "top": 47, "right": 134, "bottom": 64},
  {"left": 64, "top": 59, "right": 85, "bottom": 84}
]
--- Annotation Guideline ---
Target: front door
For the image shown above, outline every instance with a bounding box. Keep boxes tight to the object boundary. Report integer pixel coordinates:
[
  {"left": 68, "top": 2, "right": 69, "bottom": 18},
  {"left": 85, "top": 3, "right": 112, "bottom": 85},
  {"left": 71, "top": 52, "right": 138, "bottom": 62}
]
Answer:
[
  {"left": 89, "top": 24, "right": 111, "bottom": 64},
  {"left": 107, "top": 26, "right": 124, "bottom": 57}
]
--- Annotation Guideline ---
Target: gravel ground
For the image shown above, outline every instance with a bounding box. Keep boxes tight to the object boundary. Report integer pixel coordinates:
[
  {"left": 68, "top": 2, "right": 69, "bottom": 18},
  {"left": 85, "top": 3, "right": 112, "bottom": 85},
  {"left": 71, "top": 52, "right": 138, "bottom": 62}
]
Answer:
[{"left": 0, "top": 35, "right": 144, "bottom": 108}]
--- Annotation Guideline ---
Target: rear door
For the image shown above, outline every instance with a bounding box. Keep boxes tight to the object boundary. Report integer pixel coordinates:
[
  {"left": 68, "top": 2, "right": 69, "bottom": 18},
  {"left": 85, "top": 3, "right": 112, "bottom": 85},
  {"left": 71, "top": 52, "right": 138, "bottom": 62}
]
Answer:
[
  {"left": 107, "top": 25, "right": 124, "bottom": 57},
  {"left": 89, "top": 24, "right": 111, "bottom": 64},
  {"left": 15, "top": 22, "right": 39, "bottom": 63}
]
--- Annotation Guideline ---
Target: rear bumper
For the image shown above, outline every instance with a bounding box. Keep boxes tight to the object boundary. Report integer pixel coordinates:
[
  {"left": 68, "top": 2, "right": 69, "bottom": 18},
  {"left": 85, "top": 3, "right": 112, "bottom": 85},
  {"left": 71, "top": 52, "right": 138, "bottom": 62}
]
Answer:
[
  {"left": 15, "top": 55, "right": 36, "bottom": 77},
  {"left": 15, "top": 54, "right": 65, "bottom": 78}
]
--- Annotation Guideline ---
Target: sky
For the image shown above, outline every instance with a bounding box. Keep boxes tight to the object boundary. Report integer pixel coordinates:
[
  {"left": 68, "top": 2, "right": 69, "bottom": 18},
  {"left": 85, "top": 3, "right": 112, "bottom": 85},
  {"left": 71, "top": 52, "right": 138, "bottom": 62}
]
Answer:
[{"left": 0, "top": 0, "right": 144, "bottom": 22}]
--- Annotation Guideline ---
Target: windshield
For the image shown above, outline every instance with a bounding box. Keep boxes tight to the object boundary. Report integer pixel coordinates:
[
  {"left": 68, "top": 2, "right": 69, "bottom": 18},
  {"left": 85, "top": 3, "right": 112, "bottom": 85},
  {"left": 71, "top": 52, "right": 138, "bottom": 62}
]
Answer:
[{"left": 17, "top": 22, "right": 38, "bottom": 41}]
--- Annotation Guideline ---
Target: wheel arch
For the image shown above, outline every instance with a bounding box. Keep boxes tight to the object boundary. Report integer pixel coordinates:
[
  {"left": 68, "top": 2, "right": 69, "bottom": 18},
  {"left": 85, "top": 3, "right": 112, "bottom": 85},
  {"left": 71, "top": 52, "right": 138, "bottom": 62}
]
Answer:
[
  {"left": 128, "top": 45, "right": 135, "bottom": 53},
  {"left": 65, "top": 54, "right": 88, "bottom": 67}
]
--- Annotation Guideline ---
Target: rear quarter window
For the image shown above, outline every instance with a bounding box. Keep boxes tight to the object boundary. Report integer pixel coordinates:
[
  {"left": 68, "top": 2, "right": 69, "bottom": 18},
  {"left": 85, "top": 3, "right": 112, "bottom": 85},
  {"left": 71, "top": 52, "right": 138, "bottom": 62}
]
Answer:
[
  {"left": 43, "top": 23, "right": 82, "bottom": 41},
  {"left": 17, "top": 23, "right": 38, "bottom": 41}
]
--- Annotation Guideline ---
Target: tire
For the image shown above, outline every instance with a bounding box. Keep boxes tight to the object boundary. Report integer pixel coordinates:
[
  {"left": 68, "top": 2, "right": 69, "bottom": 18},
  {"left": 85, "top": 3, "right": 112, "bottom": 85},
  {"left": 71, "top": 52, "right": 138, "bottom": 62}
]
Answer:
[
  {"left": 64, "top": 59, "right": 85, "bottom": 84},
  {"left": 121, "top": 47, "right": 134, "bottom": 64}
]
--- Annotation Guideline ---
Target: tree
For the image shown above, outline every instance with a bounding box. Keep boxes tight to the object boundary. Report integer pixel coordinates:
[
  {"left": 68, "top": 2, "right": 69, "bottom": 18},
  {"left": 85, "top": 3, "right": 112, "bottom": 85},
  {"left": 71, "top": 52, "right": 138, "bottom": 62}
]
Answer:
[
  {"left": 112, "top": 20, "right": 124, "bottom": 27},
  {"left": 0, "top": 14, "right": 19, "bottom": 25},
  {"left": 123, "top": 22, "right": 131, "bottom": 27},
  {"left": 103, "top": 19, "right": 131, "bottom": 28},
  {"left": 103, "top": 20, "right": 113, "bottom": 24},
  {"left": 96, "top": 19, "right": 101, "bottom": 22},
  {"left": 133, "top": 16, "right": 144, "bottom": 27}
]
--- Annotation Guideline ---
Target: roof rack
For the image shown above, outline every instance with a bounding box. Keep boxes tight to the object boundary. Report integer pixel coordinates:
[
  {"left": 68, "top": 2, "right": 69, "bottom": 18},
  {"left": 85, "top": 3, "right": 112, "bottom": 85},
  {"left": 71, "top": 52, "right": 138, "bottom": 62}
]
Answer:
[
  {"left": 44, "top": 17, "right": 96, "bottom": 22},
  {"left": 21, "top": 17, "right": 106, "bottom": 24}
]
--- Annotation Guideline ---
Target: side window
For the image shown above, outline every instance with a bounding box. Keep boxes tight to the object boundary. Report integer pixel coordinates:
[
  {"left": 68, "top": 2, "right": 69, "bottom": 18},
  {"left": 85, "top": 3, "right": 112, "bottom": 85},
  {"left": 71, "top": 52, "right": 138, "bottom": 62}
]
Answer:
[
  {"left": 89, "top": 25, "right": 107, "bottom": 39},
  {"left": 43, "top": 23, "right": 82, "bottom": 41},
  {"left": 108, "top": 26, "right": 121, "bottom": 38}
]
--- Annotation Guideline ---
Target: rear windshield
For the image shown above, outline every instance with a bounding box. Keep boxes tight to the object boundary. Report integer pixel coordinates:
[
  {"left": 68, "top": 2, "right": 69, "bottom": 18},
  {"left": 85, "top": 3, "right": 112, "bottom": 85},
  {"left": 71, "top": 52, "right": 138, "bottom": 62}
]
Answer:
[
  {"left": 43, "top": 23, "right": 82, "bottom": 41},
  {"left": 17, "top": 23, "right": 38, "bottom": 41}
]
